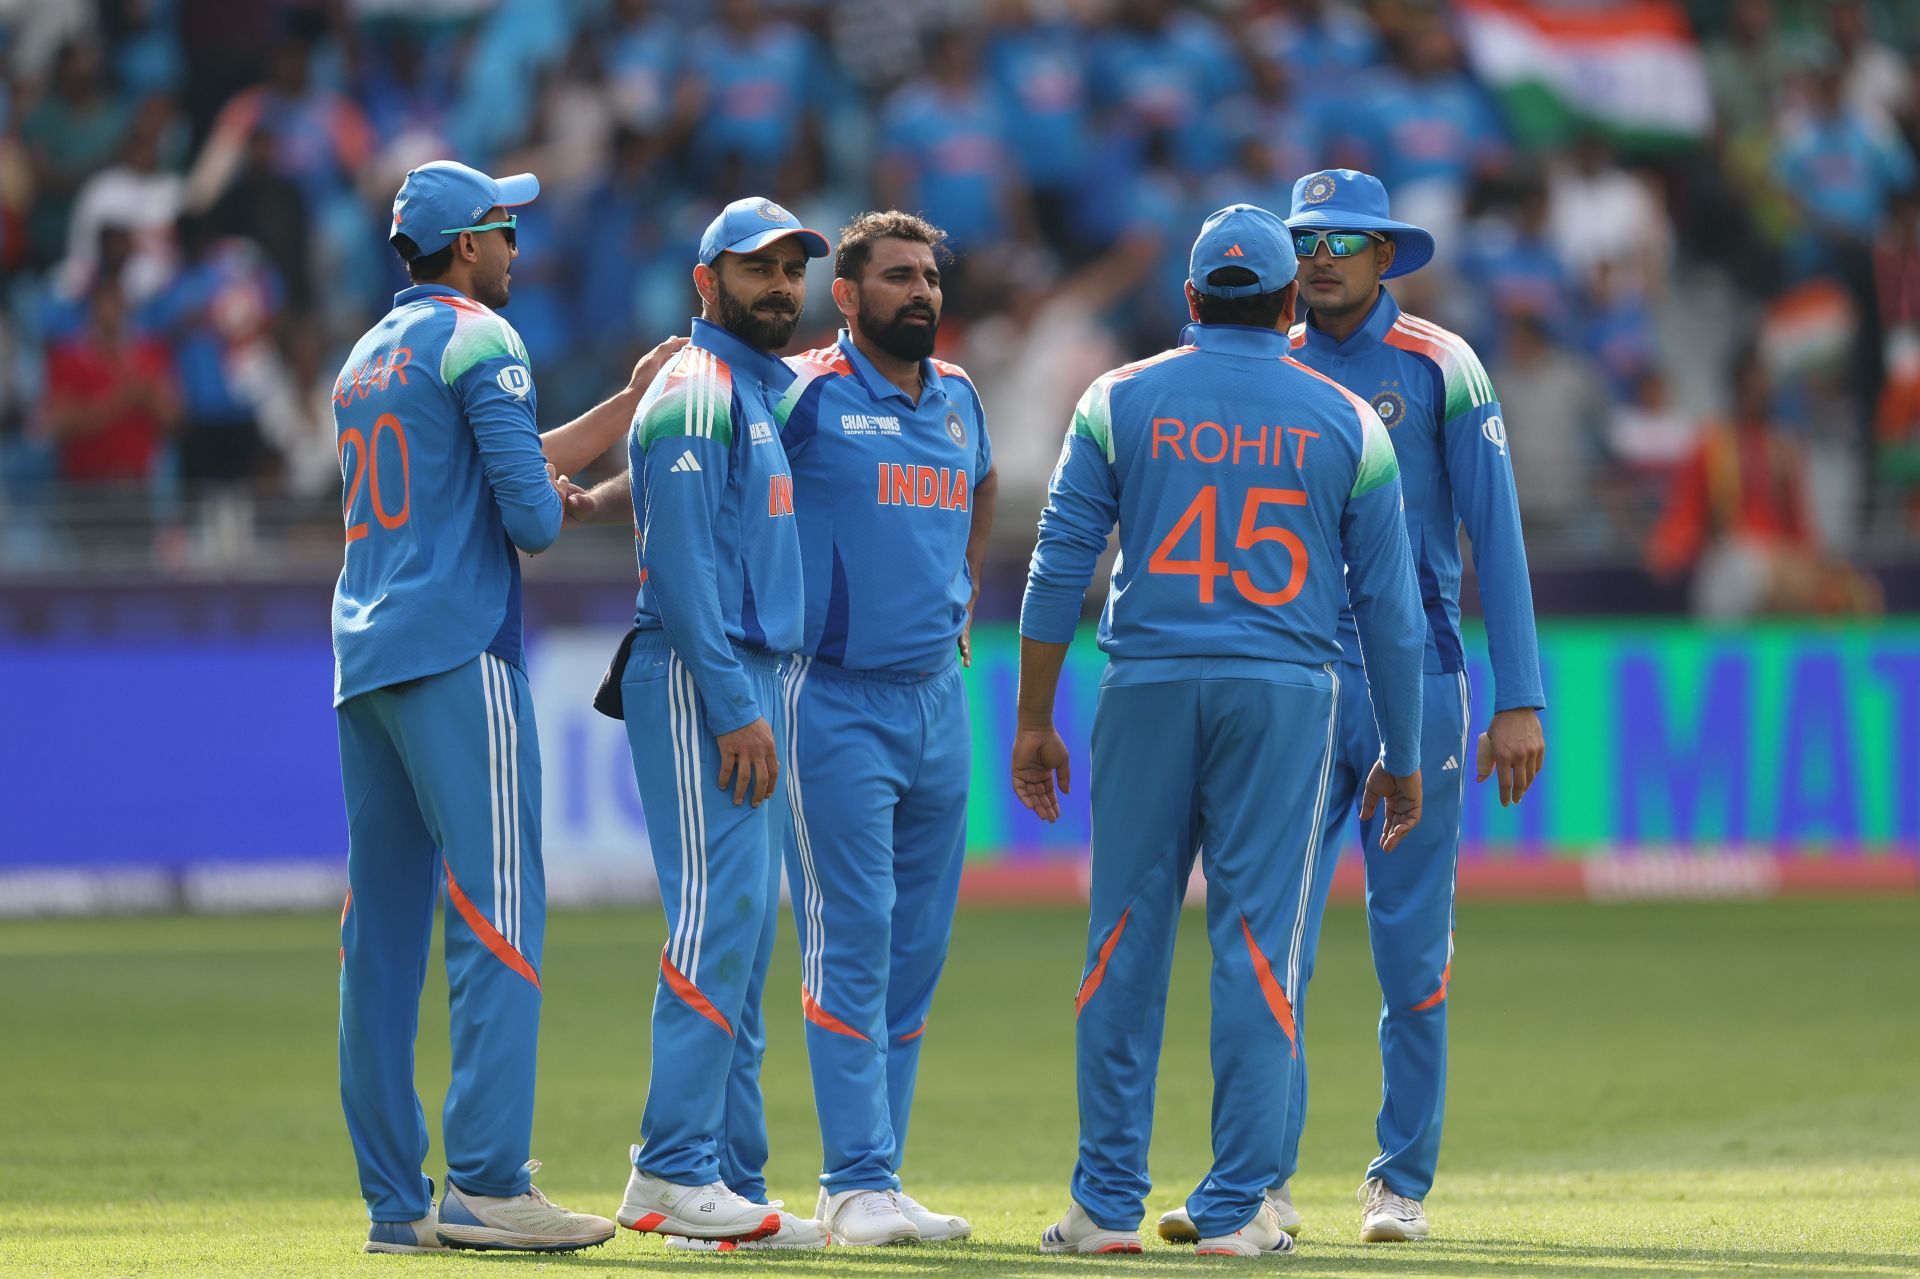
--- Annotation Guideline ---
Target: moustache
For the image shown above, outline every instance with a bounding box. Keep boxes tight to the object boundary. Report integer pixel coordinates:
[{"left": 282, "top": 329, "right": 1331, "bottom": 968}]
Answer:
[
  {"left": 896, "top": 305, "right": 936, "bottom": 322},
  {"left": 753, "top": 299, "right": 797, "bottom": 314}
]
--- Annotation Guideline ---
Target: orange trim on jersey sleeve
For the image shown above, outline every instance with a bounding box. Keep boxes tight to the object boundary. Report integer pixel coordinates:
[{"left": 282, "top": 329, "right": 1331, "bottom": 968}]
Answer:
[
  {"left": 802, "top": 987, "right": 871, "bottom": 1041},
  {"left": 661, "top": 950, "right": 732, "bottom": 1035},
  {"left": 795, "top": 345, "right": 855, "bottom": 377},
  {"left": 444, "top": 865, "right": 541, "bottom": 990},
  {"left": 338, "top": 889, "right": 352, "bottom": 967},
  {"left": 1411, "top": 960, "right": 1451, "bottom": 1012},
  {"left": 930, "top": 357, "right": 971, "bottom": 382},
  {"left": 1073, "top": 906, "right": 1132, "bottom": 1016},
  {"left": 1240, "top": 915, "right": 1297, "bottom": 1053},
  {"left": 895, "top": 1019, "right": 927, "bottom": 1044},
  {"left": 1381, "top": 321, "right": 1449, "bottom": 363},
  {"left": 1109, "top": 346, "right": 1199, "bottom": 383}
]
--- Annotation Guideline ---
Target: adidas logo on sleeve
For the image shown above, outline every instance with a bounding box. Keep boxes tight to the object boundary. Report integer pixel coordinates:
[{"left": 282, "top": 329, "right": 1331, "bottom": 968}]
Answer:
[{"left": 669, "top": 450, "right": 702, "bottom": 474}]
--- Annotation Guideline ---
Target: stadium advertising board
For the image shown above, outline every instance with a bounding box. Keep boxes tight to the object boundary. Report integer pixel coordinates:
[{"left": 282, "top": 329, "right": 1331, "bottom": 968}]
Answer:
[{"left": 1, "top": 621, "right": 1914, "bottom": 913}]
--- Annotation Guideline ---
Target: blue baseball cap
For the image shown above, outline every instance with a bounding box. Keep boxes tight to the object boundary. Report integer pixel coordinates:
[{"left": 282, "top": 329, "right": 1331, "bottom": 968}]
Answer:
[
  {"left": 390, "top": 160, "right": 539, "bottom": 260},
  {"left": 1188, "top": 203, "right": 1297, "bottom": 298},
  {"left": 697, "top": 196, "right": 830, "bottom": 266},
  {"left": 1285, "top": 169, "right": 1435, "bottom": 280}
]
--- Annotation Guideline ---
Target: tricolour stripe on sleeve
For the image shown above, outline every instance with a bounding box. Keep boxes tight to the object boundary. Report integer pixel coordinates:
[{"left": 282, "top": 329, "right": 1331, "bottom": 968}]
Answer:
[
  {"left": 1351, "top": 400, "right": 1401, "bottom": 500},
  {"left": 1384, "top": 315, "right": 1495, "bottom": 419},
  {"left": 637, "top": 347, "right": 736, "bottom": 448},
  {"left": 437, "top": 300, "right": 529, "bottom": 384}
]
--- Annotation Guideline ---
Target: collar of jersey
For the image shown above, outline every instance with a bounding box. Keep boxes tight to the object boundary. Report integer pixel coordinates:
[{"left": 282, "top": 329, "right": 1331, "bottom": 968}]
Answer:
[
  {"left": 1181, "top": 322, "right": 1293, "bottom": 359},
  {"left": 690, "top": 317, "right": 794, "bottom": 393},
  {"left": 394, "top": 283, "right": 472, "bottom": 308},
  {"left": 1300, "top": 288, "right": 1400, "bottom": 358},
  {"left": 837, "top": 328, "right": 944, "bottom": 409}
]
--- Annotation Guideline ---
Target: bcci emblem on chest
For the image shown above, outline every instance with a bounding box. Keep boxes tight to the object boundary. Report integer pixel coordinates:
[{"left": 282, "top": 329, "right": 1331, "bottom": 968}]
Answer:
[
  {"left": 945, "top": 411, "right": 966, "bottom": 447},
  {"left": 1371, "top": 389, "right": 1406, "bottom": 430}
]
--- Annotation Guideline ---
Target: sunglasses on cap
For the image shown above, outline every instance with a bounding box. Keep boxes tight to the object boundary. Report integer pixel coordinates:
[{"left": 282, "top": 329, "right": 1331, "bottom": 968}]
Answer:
[
  {"left": 439, "top": 214, "right": 517, "bottom": 250},
  {"left": 1292, "top": 229, "right": 1386, "bottom": 259}
]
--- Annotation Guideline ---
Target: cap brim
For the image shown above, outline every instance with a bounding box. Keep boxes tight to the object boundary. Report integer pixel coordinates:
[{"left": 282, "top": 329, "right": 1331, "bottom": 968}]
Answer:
[
  {"left": 1285, "top": 211, "right": 1434, "bottom": 279},
  {"left": 720, "top": 226, "right": 832, "bottom": 260},
  {"left": 493, "top": 172, "right": 541, "bottom": 207}
]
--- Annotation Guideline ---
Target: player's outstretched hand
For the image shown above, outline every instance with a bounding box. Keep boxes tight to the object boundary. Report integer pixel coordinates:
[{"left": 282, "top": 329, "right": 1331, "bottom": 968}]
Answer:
[
  {"left": 1360, "top": 763, "right": 1423, "bottom": 852},
  {"left": 1010, "top": 726, "right": 1071, "bottom": 823},
  {"left": 715, "top": 717, "right": 778, "bottom": 807},
  {"left": 1476, "top": 707, "right": 1545, "bottom": 807},
  {"left": 628, "top": 334, "right": 690, "bottom": 396}
]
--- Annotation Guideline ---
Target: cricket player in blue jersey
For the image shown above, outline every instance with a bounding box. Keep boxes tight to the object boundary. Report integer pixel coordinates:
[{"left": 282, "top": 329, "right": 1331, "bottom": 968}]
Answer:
[
  {"left": 598, "top": 197, "right": 831, "bottom": 1250},
  {"left": 1014, "top": 204, "right": 1429, "bottom": 1258},
  {"left": 335, "top": 160, "right": 683, "bottom": 1255},
  {"left": 771, "top": 211, "right": 996, "bottom": 1246},
  {"left": 1161, "top": 168, "right": 1547, "bottom": 1246}
]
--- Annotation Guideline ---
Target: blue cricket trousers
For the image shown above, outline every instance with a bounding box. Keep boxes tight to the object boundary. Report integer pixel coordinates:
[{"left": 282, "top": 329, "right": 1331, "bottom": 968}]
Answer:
[
  {"left": 1072, "top": 657, "right": 1343, "bottom": 1239},
  {"left": 621, "top": 632, "right": 788, "bottom": 1200},
  {"left": 782, "top": 658, "right": 970, "bottom": 1194},
  {"left": 1282, "top": 668, "right": 1469, "bottom": 1200},
  {"left": 337, "top": 652, "right": 546, "bottom": 1222}
]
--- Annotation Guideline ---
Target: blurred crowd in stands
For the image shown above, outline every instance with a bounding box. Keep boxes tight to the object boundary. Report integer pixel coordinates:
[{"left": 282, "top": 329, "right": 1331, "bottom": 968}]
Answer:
[{"left": 0, "top": 0, "right": 1915, "bottom": 616}]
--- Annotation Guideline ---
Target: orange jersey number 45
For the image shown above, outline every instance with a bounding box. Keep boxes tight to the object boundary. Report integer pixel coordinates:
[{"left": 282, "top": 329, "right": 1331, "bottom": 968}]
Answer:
[{"left": 1147, "top": 485, "right": 1307, "bottom": 606}]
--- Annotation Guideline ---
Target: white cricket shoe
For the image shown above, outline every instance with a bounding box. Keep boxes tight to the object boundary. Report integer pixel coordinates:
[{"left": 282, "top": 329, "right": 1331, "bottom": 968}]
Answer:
[
  {"left": 896, "top": 1189, "right": 971, "bottom": 1241},
  {"left": 1158, "top": 1183, "right": 1302, "bottom": 1244},
  {"left": 816, "top": 1187, "right": 920, "bottom": 1246},
  {"left": 365, "top": 1196, "right": 444, "bottom": 1254},
  {"left": 663, "top": 1203, "right": 831, "bottom": 1251},
  {"left": 1039, "top": 1200, "right": 1142, "bottom": 1255},
  {"left": 435, "top": 1161, "right": 615, "bottom": 1252},
  {"left": 616, "top": 1146, "right": 784, "bottom": 1241},
  {"left": 1358, "top": 1177, "right": 1429, "bottom": 1242},
  {"left": 1196, "top": 1199, "right": 1296, "bottom": 1257}
]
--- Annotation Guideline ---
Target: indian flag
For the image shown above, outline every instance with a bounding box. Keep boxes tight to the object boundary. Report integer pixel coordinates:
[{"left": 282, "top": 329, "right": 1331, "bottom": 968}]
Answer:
[{"left": 1456, "top": 0, "right": 1713, "bottom": 150}]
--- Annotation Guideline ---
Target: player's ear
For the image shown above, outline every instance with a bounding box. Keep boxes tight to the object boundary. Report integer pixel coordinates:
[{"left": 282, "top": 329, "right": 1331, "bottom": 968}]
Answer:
[
  {"left": 1185, "top": 281, "right": 1202, "bottom": 323},
  {"left": 831, "top": 275, "right": 857, "bottom": 320},
  {"left": 692, "top": 263, "right": 718, "bottom": 310},
  {"left": 1377, "top": 238, "right": 1396, "bottom": 275},
  {"left": 1279, "top": 281, "right": 1299, "bottom": 331}
]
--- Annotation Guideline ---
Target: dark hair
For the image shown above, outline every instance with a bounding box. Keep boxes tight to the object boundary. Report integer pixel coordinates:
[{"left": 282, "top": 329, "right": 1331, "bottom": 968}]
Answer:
[
  {"left": 1192, "top": 266, "right": 1291, "bottom": 328},
  {"left": 834, "top": 210, "right": 949, "bottom": 280},
  {"left": 393, "top": 233, "right": 454, "bottom": 283}
]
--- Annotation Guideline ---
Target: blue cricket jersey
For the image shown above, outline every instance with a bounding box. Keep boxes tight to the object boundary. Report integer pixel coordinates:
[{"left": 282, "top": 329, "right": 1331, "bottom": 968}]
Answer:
[
  {"left": 331, "top": 284, "right": 559, "bottom": 706},
  {"left": 1021, "top": 322, "right": 1426, "bottom": 772},
  {"left": 775, "top": 331, "right": 993, "bottom": 675},
  {"left": 630, "top": 317, "right": 803, "bottom": 737},
  {"left": 1289, "top": 290, "right": 1544, "bottom": 712}
]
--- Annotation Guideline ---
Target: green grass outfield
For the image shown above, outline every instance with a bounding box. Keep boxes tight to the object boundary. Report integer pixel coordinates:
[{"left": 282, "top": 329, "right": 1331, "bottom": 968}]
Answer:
[{"left": 3, "top": 898, "right": 1916, "bottom": 1278}]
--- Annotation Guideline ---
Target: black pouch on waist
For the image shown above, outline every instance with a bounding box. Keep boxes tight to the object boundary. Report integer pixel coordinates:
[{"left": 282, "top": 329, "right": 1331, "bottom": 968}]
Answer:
[{"left": 593, "top": 627, "right": 640, "bottom": 721}]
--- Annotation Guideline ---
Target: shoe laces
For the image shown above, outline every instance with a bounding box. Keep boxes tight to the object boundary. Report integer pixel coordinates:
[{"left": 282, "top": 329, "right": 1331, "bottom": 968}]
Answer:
[
  {"left": 519, "top": 1160, "right": 555, "bottom": 1208},
  {"left": 852, "top": 1189, "right": 903, "bottom": 1219},
  {"left": 1361, "top": 1179, "right": 1419, "bottom": 1220}
]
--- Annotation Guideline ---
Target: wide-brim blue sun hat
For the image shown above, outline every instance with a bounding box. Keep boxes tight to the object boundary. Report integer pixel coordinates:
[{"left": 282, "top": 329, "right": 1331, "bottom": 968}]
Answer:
[{"left": 1285, "top": 168, "right": 1435, "bottom": 280}]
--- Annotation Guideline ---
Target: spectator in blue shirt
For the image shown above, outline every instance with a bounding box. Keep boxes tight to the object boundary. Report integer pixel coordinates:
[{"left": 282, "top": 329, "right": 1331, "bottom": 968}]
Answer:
[
  {"left": 1087, "top": 0, "right": 1247, "bottom": 177},
  {"left": 603, "top": 0, "right": 683, "bottom": 133},
  {"left": 1457, "top": 173, "right": 1580, "bottom": 360},
  {"left": 985, "top": 0, "right": 1091, "bottom": 251},
  {"left": 1249, "top": 0, "right": 1382, "bottom": 106},
  {"left": 144, "top": 212, "right": 283, "bottom": 493},
  {"left": 1774, "top": 63, "right": 1916, "bottom": 272},
  {"left": 1335, "top": 13, "right": 1506, "bottom": 247},
  {"left": 1204, "top": 55, "right": 1326, "bottom": 213},
  {"left": 877, "top": 30, "right": 1026, "bottom": 262},
  {"left": 680, "top": 0, "right": 823, "bottom": 189}
]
